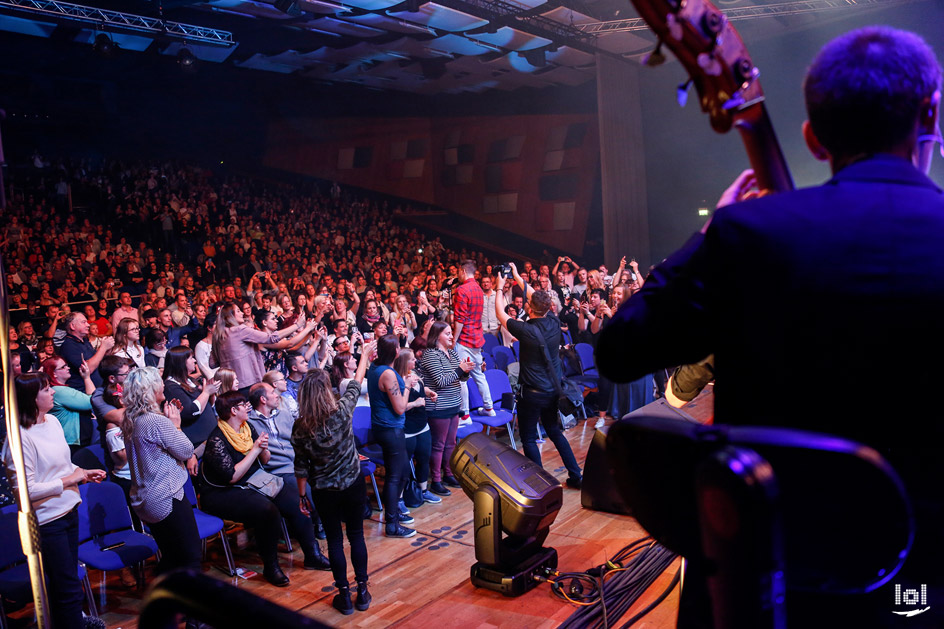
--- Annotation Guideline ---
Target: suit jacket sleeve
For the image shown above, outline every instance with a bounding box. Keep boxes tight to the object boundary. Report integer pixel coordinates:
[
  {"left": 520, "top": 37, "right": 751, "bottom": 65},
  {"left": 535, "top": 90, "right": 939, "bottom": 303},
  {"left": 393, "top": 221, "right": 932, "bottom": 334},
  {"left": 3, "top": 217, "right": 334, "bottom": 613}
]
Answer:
[{"left": 596, "top": 230, "right": 716, "bottom": 383}]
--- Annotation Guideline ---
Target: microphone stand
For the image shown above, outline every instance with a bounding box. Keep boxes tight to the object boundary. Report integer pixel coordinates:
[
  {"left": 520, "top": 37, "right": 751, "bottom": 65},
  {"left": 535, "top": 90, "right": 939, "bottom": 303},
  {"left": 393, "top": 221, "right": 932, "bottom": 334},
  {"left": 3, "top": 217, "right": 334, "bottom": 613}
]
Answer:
[{"left": 0, "top": 109, "right": 53, "bottom": 628}]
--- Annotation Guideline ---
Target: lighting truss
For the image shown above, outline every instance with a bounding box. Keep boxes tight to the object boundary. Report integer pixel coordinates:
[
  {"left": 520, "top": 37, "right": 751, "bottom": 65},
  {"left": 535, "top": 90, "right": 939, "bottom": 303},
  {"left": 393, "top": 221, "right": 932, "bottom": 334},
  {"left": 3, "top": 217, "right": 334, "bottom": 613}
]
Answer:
[
  {"left": 438, "top": 0, "right": 594, "bottom": 50},
  {"left": 0, "top": 0, "right": 235, "bottom": 45},
  {"left": 575, "top": 0, "right": 924, "bottom": 35}
]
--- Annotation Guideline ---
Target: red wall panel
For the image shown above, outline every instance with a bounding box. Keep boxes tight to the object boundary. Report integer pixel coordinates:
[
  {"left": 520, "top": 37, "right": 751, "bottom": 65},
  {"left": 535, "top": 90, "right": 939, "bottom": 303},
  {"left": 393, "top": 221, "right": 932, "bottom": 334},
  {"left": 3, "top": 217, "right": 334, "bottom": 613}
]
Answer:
[{"left": 262, "top": 113, "right": 599, "bottom": 255}]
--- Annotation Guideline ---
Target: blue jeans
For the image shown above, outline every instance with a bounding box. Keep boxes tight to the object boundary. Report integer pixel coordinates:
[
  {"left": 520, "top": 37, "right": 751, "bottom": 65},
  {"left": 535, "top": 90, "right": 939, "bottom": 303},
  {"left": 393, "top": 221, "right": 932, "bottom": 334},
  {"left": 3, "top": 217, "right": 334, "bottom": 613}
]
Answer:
[
  {"left": 518, "top": 388, "right": 582, "bottom": 481},
  {"left": 373, "top": 426, "right": 407, "bottom": 523},
  {"left": 311, "top": 475, "right": 369, "bottom": 588},
  {"left": 40, "top": 508, "right": 84, "bottom": 629}
]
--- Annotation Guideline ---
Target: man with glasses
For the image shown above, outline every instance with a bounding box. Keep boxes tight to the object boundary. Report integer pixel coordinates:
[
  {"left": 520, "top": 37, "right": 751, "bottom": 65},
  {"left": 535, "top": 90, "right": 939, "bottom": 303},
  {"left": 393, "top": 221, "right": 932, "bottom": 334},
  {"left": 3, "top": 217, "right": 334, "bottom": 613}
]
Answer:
[{"left": 91, "top": 356, "right": 134, "bottom": 443}]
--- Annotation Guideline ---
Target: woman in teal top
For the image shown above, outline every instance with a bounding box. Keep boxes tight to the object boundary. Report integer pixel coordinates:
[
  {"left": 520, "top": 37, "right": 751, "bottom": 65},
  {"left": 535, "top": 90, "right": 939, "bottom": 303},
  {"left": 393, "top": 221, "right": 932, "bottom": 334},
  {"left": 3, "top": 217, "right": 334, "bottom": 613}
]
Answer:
[
  {"left": 366, "top": 334, "right": 417, "bottom": 538},
  {"left": 42, "top": 356, "right": 96, "bottom": 451}
]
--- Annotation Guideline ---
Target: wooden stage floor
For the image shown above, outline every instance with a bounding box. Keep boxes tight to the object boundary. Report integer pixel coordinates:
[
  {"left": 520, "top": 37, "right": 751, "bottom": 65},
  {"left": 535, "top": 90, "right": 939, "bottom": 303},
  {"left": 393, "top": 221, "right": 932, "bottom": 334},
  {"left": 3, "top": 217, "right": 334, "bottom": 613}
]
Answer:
[{"left": 96, "top": 417, "right": 681, "bottom": 629}]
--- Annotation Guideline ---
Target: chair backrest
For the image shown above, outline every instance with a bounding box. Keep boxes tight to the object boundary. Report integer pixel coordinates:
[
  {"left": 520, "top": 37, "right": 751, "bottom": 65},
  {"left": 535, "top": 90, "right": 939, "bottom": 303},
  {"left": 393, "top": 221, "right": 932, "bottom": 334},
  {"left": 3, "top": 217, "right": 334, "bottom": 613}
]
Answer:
[
  {"left": 492, "top": 346, "right": 515, "bottom": 372},
  {"left": 511, "top": 341, "right": 520, "bottom": 359},
  {"left": 0, "top": 505, "right": 26, "bottom": 569},
  {"left": 561, "top": 329, "right": 574, "bottom": 346},
  {"left": 485, "top": 370, "right": 513, "bottom": 410},
  {"left": 483, "top": 334, "right": 500, "bottom": 354},
  {"left": 72, "top": 444, "right": 106, "bottom": 470},
  {"left": 78, "top": 481, "right": 135, "bottom": 542},
  {"left": 351, "top": 406, "right": 374, "bottom": 448},
  {"left": 482, "top": 352, "right": 496, "bottom": 371},
  {"left": 183, "top": 475, "right": 199, "bottom": 507},
  {"left": 574, "top": 343, "right": 595, "bottom": 372}
]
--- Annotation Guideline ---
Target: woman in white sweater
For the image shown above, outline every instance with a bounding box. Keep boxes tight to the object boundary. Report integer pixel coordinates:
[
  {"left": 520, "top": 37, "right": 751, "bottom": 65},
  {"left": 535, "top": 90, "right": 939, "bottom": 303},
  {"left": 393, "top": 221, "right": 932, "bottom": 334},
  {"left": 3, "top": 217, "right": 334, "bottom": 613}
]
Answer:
[{"left": 2, "top": 372, "right": 106, "bottom": 629}]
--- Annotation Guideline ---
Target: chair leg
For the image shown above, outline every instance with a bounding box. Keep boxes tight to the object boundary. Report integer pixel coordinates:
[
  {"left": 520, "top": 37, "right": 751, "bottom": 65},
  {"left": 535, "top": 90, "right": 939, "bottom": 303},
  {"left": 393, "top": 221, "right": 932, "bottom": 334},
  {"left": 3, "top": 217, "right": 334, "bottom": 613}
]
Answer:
[
  {"left": 219, "top": 530, "right": 236, "bottom": 577},
  {"left": 368, "top": 473, "right": 383, "bottom": 513},
  {"left": 505, "top": 422, "right": 517, "bottom": 450},
  {"left": 99, "top": 569, "right": 108, "bottom": 608},
  {"left": 280, "top": 518, "right": 293, "bottom": 552},
  {"left": 81, "top": 565, "right": 99, "bottom": 618},
  {"left": 0, "top": 599, "right": 8, "bottom": 629}
]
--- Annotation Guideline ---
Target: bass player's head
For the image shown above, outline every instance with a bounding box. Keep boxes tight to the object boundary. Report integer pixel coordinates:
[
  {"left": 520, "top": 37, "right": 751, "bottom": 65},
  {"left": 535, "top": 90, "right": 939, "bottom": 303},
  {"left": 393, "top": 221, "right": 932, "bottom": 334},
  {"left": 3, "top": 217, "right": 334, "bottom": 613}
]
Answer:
[{"left": 802, "top": 26, "right": 941, "bottom": 174}]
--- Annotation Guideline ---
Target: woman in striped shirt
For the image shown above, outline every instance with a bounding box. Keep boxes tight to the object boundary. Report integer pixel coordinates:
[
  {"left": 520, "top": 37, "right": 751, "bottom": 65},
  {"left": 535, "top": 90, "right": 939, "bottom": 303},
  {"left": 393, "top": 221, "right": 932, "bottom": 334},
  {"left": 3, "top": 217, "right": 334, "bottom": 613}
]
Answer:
[{"left": 417, "top": 321, "right": 474, "bottom": 497}]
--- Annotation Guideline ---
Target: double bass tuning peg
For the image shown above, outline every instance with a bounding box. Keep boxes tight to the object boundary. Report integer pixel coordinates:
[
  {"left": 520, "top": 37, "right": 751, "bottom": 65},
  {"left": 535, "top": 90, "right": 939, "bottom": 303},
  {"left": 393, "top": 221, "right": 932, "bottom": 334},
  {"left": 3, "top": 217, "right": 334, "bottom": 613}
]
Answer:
[{"left": 644, "top": 40, "right": 666, "bottom": 67}]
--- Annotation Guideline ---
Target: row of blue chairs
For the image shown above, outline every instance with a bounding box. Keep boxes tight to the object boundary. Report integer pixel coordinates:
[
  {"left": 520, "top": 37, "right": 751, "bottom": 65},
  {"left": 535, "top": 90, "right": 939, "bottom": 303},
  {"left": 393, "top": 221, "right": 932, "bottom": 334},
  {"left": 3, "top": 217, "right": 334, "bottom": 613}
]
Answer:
[{"left": 0, "top": 505, "right": 99, "bottom": 629}]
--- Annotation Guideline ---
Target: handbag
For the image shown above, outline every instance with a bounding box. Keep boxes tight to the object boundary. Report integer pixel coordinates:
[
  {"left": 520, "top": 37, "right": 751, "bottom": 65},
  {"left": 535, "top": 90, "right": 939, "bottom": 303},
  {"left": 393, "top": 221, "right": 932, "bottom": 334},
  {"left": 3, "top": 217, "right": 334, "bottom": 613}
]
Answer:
[
  {"left": 402, "top": 476, "right": 424, "bottom": 509},
  {"left": 245, "top": 468, "right": 285, "bottom": 499},
  {"left": 202, "top": 462, "right": 285, "bottom": 499}
]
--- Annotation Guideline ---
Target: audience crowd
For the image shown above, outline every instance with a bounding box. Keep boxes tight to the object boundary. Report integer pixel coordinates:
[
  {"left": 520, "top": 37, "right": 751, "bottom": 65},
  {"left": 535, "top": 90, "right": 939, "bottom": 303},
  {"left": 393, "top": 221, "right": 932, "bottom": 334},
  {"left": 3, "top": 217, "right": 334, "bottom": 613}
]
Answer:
[{"left": 1, "top": 155, "right": 650, "bottom": 620}]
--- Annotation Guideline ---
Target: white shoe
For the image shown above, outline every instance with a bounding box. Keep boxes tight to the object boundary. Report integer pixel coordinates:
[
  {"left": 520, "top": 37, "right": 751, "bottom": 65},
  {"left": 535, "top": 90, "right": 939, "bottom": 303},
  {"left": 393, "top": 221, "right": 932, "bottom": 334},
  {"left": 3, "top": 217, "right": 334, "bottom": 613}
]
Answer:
[
  {"left": 594, "top": 417, "right": 606, "bottom": 429},
  {"left": 458, "top": 415, "right": 473, "bottom": 426},
  {"left": 478, "top": 408, "right": 497, "bottom": 417}
]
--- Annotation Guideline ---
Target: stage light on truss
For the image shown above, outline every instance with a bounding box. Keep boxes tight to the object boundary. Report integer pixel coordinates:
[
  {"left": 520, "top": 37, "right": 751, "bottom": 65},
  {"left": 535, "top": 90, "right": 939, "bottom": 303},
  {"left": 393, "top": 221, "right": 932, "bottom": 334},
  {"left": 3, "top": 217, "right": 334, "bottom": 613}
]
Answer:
[
  {"left": 177, "top": 47, "right": 197, "bottom": 69},
  {"left": 93, "top": 33, "right": 115, "bottom": 56}
]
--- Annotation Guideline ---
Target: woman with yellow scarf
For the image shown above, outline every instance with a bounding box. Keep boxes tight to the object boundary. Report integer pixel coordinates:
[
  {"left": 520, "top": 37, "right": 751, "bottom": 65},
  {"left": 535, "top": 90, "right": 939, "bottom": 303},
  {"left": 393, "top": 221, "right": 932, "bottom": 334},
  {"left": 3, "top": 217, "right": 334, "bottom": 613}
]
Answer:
[{"left": 198, "top": 390, "right": 327, "bottom": 586}]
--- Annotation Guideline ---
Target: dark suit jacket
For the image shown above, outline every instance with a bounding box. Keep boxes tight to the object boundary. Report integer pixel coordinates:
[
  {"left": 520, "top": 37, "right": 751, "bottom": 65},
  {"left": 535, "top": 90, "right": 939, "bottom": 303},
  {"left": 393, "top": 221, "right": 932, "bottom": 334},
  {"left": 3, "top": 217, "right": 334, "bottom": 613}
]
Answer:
[{"left": 598, "top": 155, "right": 944, "bottom": 625}]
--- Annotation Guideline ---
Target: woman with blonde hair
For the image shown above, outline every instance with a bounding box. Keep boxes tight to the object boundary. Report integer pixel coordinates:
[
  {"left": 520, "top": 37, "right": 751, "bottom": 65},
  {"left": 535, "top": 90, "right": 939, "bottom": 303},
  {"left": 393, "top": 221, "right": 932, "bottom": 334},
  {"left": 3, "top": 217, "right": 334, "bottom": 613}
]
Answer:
[
  {"left": 294, "top": 341, "right": 376, "bottom": 614},
  {"left": 122, "top": 366, "right": 202, "bottom": 574},
  {"left": 394, "top": 347, "right": 439, "bottom": 505},
  {"left": 110, "top": 317, "right": 146, "bottom": 368}
]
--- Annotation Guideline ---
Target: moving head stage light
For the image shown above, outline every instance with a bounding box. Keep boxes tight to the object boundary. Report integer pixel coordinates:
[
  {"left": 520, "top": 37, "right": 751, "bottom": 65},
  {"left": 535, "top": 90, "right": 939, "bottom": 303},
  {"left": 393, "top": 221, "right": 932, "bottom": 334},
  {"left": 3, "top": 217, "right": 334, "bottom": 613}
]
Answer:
[{"left": 450, "top": 432, "right": 563, "bottom": 596}]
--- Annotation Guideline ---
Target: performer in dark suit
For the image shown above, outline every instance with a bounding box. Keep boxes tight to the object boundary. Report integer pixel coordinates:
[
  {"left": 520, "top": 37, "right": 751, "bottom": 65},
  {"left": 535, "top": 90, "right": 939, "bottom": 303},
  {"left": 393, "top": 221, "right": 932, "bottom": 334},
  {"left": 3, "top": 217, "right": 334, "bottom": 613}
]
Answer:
[{"left": 598, "top": 26, "right": 943, "bottom": 628}]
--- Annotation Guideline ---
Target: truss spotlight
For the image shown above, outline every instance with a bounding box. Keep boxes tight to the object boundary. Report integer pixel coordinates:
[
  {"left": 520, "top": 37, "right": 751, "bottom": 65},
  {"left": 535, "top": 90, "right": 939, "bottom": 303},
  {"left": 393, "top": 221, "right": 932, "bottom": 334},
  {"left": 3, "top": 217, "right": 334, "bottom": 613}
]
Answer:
[
  {"left": 93, "top": 33, "right": 115, "bottom": 56},
  {"left": 177, "top": 47, "right": 196, "bottom": 69}
]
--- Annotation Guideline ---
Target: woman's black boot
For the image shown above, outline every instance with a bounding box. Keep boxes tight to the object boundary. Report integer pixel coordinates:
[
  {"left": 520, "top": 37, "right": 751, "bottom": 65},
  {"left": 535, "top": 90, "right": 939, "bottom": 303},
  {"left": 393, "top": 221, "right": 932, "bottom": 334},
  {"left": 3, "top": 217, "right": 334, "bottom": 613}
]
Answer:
[
  {"left": 333, "top": 584, "right": 354, "bottom": 615},
  {"left": 355, "top": 579, "right": 372, "bottom": 611}
]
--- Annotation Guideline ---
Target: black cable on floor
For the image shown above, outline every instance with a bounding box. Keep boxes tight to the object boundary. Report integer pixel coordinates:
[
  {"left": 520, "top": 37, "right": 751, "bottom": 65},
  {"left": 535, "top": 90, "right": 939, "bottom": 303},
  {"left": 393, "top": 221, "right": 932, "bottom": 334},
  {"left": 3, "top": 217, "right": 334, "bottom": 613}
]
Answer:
[{"left": 554, "top": 540, "right": 678, "bottom": 629}]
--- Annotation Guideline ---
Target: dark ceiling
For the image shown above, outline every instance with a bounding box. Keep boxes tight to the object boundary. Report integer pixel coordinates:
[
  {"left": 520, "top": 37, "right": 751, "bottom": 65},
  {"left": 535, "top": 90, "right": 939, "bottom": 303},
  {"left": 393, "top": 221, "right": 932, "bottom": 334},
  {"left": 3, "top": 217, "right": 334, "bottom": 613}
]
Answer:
[{"left": 0, "top": 0, "right": 918, "bottom": 96}]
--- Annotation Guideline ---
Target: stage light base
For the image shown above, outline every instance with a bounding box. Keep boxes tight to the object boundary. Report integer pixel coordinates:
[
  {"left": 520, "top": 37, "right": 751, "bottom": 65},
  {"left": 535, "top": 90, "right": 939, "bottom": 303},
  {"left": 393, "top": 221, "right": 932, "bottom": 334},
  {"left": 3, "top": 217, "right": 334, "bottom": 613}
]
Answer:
[{"left": 470, "top": 547, "right": 558, "bottom": 597}]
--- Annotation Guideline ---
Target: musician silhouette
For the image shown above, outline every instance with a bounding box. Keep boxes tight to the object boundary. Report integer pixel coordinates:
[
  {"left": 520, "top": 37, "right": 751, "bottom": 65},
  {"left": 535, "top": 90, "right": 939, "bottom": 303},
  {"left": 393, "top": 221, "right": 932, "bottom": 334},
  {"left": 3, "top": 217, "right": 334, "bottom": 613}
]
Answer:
[{"left": 598, "top": 26, "right": 943, "bottom": 628}]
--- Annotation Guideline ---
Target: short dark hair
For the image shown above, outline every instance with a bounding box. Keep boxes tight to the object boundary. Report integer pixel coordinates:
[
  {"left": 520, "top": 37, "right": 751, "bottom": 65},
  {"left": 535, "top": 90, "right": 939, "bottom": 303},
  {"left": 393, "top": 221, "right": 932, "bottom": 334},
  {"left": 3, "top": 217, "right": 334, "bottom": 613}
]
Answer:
[
  {"left": 375, "top": 334, "right": 400, "bottom": 366},
  {"left": 215, "top": 390, "right": 247, "bottom": 421},
  {"left": 99, "top": 355, "right": 133, "bottom": 382},
  {"left": 142, "top": 308, "right": 159, "bottom": 320},
  {"left": 804, "top": 26, "right": 942, "bottom": 158},
  {"left": 248, "top": 382, "right": 270, "bottom": 408},
  {"left": 529, "top": 290, "right": 552, "bottom": 317},
  {"left": 285, "top": 351, "right": 304, "bottom": 372}
]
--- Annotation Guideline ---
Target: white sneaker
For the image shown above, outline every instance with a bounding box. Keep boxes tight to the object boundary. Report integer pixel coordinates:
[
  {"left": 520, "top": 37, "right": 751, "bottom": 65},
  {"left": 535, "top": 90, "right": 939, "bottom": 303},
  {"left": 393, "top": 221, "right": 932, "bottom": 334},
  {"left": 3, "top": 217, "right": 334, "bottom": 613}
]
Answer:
[
  {"left": 458, "top": 415, "right": 473, "bottom": 426},
  {"left": 594, "top": 417, "right": 606, "bottom": 429},
  {"left": 478, "top": 408, "right": 497, "bottom": 417}
]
